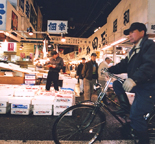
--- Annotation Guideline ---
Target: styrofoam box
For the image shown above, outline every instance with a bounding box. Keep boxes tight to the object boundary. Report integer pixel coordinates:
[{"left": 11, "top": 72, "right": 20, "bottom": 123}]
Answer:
[
  {"left": 0, "top": 105, "right": 11, "bottom": 114},
  {"left": 32, "top": 96, "right": 55, "bottom": 105},
  {"left": 11, "top": 109, "right": 32, "bottom": 115},
  {"left": 54, "top": 107, "right": 72, "bottom": 116},
  {"left": 9, "top": 97, "right": 32, "bottom": 104},
  {"left": 33, "top": 104, "right": 52, "bottom": 110},
  {"left": 126, "top": 92, "right": 135, "bottom": 105},
  {"left": 55, "top": 94, "right": 75, "bottom": 105},
  {"left": 0, "top": 101, "right": 9, "bottom": 108},
  {"left": 0, "top": 89, "right": 14, "bottom": 97},
  {"left": 11, "top": 104, "right": 31, "bottom": 109},
  {"left": 53, "top": 104, "right": 72, "bottom": 116},
  {"left": 62, "top": 78, "right": 77, "bottom": 89},
  {"left": 33, "top": 109, "right": 52, "bottom": 115}
]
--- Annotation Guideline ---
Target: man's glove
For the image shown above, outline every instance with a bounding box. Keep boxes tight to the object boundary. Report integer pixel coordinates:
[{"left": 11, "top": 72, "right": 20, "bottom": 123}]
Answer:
[{"left": 123, "top": 78, "right": 136, "bottom": 92}]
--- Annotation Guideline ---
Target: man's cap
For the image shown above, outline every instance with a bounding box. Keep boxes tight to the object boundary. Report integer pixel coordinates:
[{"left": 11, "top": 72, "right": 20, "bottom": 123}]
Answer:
[
  {"left": 81, "top": 57, "right": 86, "bottom": 60},
  {"left": 51, "top": 51, "right": 58, "bottom": 56},
  {"left": 91, "top": 53, "right": 97, "bottom": 56},
  {"left": 123, "top": 22, "right": 147, "bottom": 35}
]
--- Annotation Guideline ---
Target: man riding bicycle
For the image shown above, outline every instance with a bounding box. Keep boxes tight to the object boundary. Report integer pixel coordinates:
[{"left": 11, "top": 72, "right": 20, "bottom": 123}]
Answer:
[{"left": 107, "top": 22, "right": 155, "bottom": 144}]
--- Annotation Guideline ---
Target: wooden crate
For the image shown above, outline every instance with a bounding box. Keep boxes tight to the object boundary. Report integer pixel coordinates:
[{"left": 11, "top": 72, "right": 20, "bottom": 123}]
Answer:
[{"left": 0, "top": 76, "right": 24, "bottom": 84}]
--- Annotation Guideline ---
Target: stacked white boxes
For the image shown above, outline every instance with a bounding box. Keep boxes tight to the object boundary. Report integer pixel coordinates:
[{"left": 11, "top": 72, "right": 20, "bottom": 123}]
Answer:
[
  {"left": 9, "top": 88, "right": 36, "bottom": 115},
  {"left": 0, "top": 88, "right": 13, "bottom": 114},
  {"left": 32, "top": 91, "right": 55, "bottom": 115},
  {"left": 54, "top": 91, "right": 75, "bottom": 116},
  {"left": 9, "top": 97, "right": 33, "bottom": 115},
  {"left": 62, "top": 78, "right": 77, "bottom": 90}
]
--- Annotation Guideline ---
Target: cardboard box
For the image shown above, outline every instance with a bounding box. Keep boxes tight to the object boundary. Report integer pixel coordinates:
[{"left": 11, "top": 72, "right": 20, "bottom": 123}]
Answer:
[{"left": 0, "top": 77, "right": 24, "bottom": 84}]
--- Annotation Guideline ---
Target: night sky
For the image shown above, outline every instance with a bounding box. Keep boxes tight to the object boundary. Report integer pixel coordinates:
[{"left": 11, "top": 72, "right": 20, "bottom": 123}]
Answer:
[{"left": 36, "top": 0, "right": 121, "bottom": 38}]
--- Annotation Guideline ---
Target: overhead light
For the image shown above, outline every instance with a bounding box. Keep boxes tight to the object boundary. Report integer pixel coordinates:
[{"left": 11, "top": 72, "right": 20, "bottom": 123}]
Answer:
[
  {"left": 111, "top": 38, "right": 127, "bottom": 46},
  {"left": 101, "top": 45, "right": 111, "bottom": 50},
  {"left": 48, "top": 40, "right": 51, "bottom": 47},
  {"left": 94, "top": 27, "right": 101, "bottom": 33},
  {"left": 19, "top": 43, "right": 24, "bottom": 50},
  {"left": 27, "top": 27, "right": 33, "bottom": 36},
  {"left": 102, "top": 38, "right": 127, "bottom": 50},
  {"left": 61, "top": 33, "right": 66, "bottom": 42},
  {"left": 4, "top": 36, "right": 7, "bottom": 43}
]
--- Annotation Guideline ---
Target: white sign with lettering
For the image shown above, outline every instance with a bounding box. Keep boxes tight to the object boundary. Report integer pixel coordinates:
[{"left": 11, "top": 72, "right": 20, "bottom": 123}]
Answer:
[{"left": 47, "top": 20, "right": 68, "bottom": 34}]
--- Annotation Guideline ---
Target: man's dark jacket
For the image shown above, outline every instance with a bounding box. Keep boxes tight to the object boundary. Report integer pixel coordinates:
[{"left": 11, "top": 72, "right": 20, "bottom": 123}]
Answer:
[
  {"left": 81, "top": 60, "right": 98, "bottom": 80},
  {"left": 108, "top": 36, "right": 155, "bottom": 85},
  {"left": 76, "top": 63, "right": 84, "bottom": 79}
]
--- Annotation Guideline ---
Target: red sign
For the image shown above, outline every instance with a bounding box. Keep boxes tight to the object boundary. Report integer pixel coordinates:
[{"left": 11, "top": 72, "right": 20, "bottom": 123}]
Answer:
[{"left": 8, "top": 43, "right": 14, "bottom": 51}]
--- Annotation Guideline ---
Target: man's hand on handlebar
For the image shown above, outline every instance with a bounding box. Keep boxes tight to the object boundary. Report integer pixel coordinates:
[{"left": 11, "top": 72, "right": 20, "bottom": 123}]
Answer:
[{"left": 123, "top": 78, "right": 136, "bottom": 92}]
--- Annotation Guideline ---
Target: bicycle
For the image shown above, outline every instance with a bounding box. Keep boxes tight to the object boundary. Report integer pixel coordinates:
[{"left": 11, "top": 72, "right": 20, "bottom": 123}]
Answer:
[{"left": 52, "top": 69, "right": 155, "bottom": 144}]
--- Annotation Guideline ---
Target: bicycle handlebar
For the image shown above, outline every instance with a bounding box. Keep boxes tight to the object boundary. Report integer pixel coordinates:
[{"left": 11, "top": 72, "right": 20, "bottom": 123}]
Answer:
[{"left": 101, "top": 68, "right": 124, "bottom": 84}]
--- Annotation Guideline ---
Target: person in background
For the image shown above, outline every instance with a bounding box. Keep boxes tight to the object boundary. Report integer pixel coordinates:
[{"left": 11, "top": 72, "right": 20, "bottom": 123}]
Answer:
[
  {"left": 108, "top": 22, "right": 155, "bottom": 144},
  {"left": 62, "top": 63, "right": 66, "bottom": 73},
  {"left": 81, "top": 53, "right": 98, "bottom": 100},
  {"left": 36, "top": 61, "right": 43, "bottom": 68},
  {"left": 76, "top": 58, "right": 86, "bottom": 95},
  {"left": 45, "top": 51, "right": 64, "bottom": 91},
  {"left": 98, "top": 57, "right": 112, "bottom": 104}
]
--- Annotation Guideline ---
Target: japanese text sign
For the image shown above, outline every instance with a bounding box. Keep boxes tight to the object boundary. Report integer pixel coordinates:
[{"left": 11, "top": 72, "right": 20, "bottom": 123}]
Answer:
[
  {"left": 0, "top": 0, "right": 7, "bottom": 30},
  {"left": 47, "top": 20, "right": 68, "bottom": 34}
]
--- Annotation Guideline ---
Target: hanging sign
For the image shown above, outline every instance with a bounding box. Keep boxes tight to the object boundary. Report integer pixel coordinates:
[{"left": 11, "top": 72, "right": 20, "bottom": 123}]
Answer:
[
  {"left": 47, "top": 20, "right": 68, "bottom": 34},
  {"left": 11, "top": 11, "right": 18, "bottom": 30},
  {"left": 8, "top": 43, "right": 14, "bottom": 51},
  {"left": 0, "top": 0, "right": 7, "bottom": 30}
]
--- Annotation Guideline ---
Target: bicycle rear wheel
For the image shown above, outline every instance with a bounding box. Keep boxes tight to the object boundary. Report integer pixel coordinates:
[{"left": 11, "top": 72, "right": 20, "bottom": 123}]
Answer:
[
  {"left": 52, "top": 104, "right": 106, "bottom": 144},
  {"left": 148, "top": 113, "right": 155, "bottom": 139}
]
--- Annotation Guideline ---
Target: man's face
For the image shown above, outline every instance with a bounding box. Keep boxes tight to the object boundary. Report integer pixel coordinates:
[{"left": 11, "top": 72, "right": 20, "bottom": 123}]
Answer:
[
  {"left": 129, "top": 29, "right": 144, "bottom": 45},
  {"left": 106, "top": 59, "right": 112, "bottom": 64},
  {"left": 91, "top": 56, "right": 96, "bottom": 61},
  {"left": 53, "top": 54, "right": 58, "bottom": 59},
  {"left": 82, "top": 60, "right": 86, "bottom": 64}
]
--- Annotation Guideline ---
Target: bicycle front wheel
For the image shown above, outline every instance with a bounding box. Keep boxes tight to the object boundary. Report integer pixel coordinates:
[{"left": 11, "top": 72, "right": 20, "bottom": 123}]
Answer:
[{"left": 52, "top": 104, "right": 106, "bottom": 144}]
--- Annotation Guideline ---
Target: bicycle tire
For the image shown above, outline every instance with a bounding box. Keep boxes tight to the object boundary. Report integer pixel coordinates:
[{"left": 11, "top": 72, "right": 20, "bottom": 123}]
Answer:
[
  {"left": 148, "top": 112, "right": 155, "bottom": 139},
  {"left": 52, "top": 104, "right": 106, "bottom": 144}
]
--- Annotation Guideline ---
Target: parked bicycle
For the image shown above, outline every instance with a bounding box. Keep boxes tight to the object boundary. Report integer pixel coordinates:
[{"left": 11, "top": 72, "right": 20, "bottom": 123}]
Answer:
[{"left": 52, "top": 69, "right": 155, "bottom": 144}]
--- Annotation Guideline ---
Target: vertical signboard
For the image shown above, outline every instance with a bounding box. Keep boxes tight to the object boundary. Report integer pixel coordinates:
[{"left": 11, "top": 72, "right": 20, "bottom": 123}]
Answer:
[
  {"left": 25, "top": 0, "right": 30, "bottom": 19},
  {"left": 11, "top": 11, "right": 18, "bottom": 30},
  {"left": 47, "top": 20, "right": 68, "bottom": 34},
  {"left": 0, "top": 0, "right": 7, "bottom": 30},
  {"left": 30, "top": 4, "right": 37, "bottom": 30},
  {"left": 8, "top": 43, "right": 14, "bottom": 51},
  {"left": 19, "top": 0, "right": 24, "bottom": 12}
]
